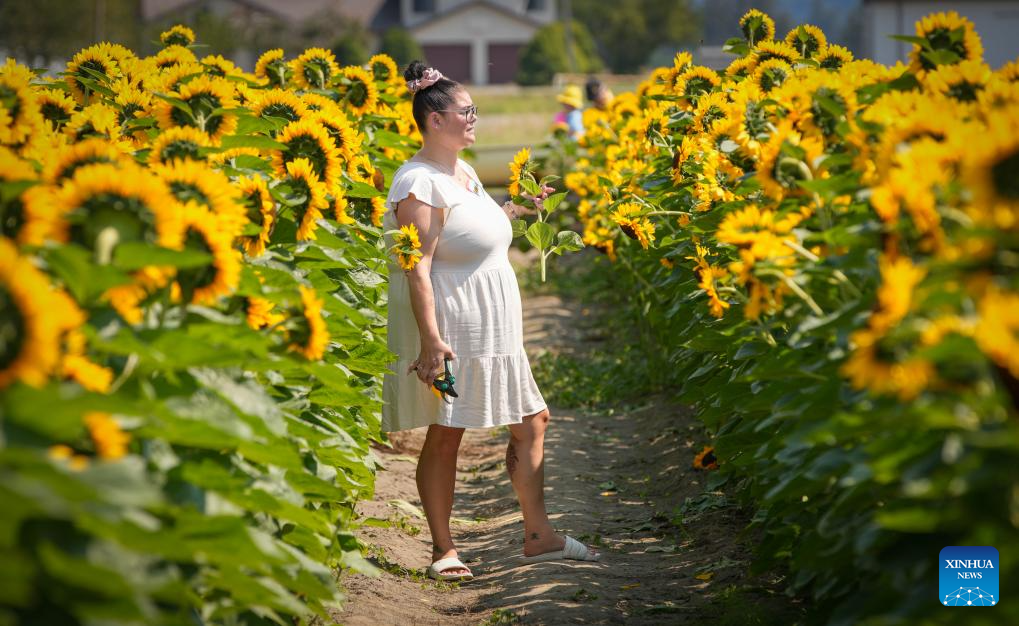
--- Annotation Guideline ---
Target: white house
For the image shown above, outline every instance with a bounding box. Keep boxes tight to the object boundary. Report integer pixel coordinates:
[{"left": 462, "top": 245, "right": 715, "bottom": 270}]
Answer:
[
  {"left": 394, "top": 0, "right": 557, "bottom": 84},
  {"left": 862, "top": 0, "right": 1019, "bottom": 68}
]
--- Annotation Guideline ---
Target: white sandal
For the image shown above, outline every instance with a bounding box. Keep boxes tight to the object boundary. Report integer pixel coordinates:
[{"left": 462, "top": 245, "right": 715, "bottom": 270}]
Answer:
[
  {"left": 521, "top": 535, "right": 601, "bottom": 564},
  {"left": 426, "top": 556, "right": 474, "bottom": 581}
]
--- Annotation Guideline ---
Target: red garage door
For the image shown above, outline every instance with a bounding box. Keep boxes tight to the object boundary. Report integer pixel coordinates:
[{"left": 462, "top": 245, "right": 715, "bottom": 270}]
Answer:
[
  {"left": 487, "top": 43, "right": 522, "bottom": 84},
  {"left": 422, "top": 44, "right": 471, "bottom": 83}
]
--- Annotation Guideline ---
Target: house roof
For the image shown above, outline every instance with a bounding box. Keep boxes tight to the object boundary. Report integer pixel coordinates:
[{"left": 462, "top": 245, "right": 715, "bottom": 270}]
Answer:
[
  {"left": 141, "top": 0, "right": 385, "bottom": 25},
  {"left": 408, "top": 0, "right": 542, "bottom": 33}
]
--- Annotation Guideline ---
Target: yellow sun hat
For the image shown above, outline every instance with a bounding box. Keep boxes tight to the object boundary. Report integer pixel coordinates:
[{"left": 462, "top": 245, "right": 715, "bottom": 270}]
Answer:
[{"left": 556, "top": 84, "right": 584, "bottom": 109}]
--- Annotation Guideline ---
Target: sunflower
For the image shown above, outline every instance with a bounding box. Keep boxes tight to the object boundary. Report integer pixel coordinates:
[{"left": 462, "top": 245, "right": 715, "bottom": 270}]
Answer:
[
  {"left": 869, "top": 254, "right": 926, "bottom": 333},
  {"left": 368, "top": 54, "right": 400, "bottom": 86},
  {"left": 62, "top": 102, "right": 124, "bottom": 146},
  {"left": 725, "top": 56, "right": 758, "bottom": 79},
  {"left": 43, "top": 137, "right": 131, "bottom": 183},
  {"left": 740, "top": 9, "right": 776, "bottom": 46},
  {"left": 333, "top": 193, "right": 355, "bottom": 226},
  {"left": 508, "top": 147, "right": 531, "bottom": 197},
  {"left": 201, "top": 54, "right": 243, "bottom": 78},
  {"left": 610, "top": 203, "right": 655, "bottom": 249},
  {"left": 148, "top": 126, "right": 211, "bottom": 166},
  {"left": 818, "top": 45, "right": 854, "bottom": 70},
  {"left": 0, "top": 237, "right": 65, "bottom": 389},
  {"left": 338, "top": 66, "right": 380, "bottom": 117},
  {"left": 291, "top": 48, "right": 340, "bottom": 90},
  {"left": 963, "top": 106, "right": 1019, "bottom": 229},
  {"left": 174, "top": 201, "right": 242, "bottom": 305},
  {"left": 160, "top": 24, "right": 196, "bottom": 47},
  {"left": 784, "top": 25, "right": 827, "bottom": 59},
  {"left": 273, "top": 118, "right": 342, "bottom": 189},
  {"left": 102, "top": 265, "right": 174, "bottom": 324},
  {"left": 152, "top": 45, "right": 198, "bottom": 70},
  {"left": 36, "top": 88, "right": 77, "bottom": 132},
  {"left": 910, "top": 11, "right": 984, "bottom": 75},
  {"left": 154, "top": 75, "right": 238, "bottom": 141},
  {"left": 389, "top": 223, "right": 422, "bottom": 271},
  {"left": 974, "top": 287, "right": 1019, "bottom": 378},
  {"left": 62, "top": 351, "right": 113, "bottom": 393},
  {"left": 306, "top": 110, "right": 362, "bottom": 163},
  {"left": 250, "top": 88, "right": 310, "bottom": 126},
  {"left": 672, "top": 66, "right": 721, "bottom": 107},
  {"left": 153, "top": 159, "right": 246, "bottom": 233},
  {"left": 280, "top": 158, "right": 329, "bottom": 240},
  {"left": 64, "top": 43, "right": 124, "bottom": 103},
  {"left": 84, "top": 412, "right": 130, "bottom": 459},
  {"left": 754, "top": 40, "right": 800, "bottom": 65},
  {"left": 752, "top": 58, "right": 793, "bottom": 93},
  {"left": 754, "top": 121, "right": 825, "bottom": 199},
  {"left": 230, "top": 176, "right": 273, "bottom": 257},
  {"left": 692, "top": 445, "right": 719, "bottom": 470},
  {"left": 54, "top": 162, "right": 185, "bottom": 253},
  {"left": 841, "top": 328, "right": 935, "bottom": 400},
  {"left": 246, "top": 296, "right": 285, "bottom": 330},
  {"left": 255, "top": 49, "right": 290, "bottom": 88},
  {"left": 0, "top": 146, "right": 38, "bottom": 239},
  {"left": 716, "top": 204, "right": 801, "bottom": 263},
  {"left": 692, "top": 91, "right": 732, "bottom": 135},
  {"left": 0, "top": 63, "right": 44, "bottom": 147},
  {"left": 923, "top": 59, "right": 991, "bottom": 107},
  {"left": 288, "top": 286, "right": 329, "bottom": 360}
]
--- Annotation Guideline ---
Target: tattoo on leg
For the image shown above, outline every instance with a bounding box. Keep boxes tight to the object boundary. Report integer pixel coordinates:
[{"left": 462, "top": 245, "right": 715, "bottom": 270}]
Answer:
[
  {"left": 506, "top": 441, "right": 518, "bottom": 477},
  {"left": 432, "top": 545, "right": 443, "bottom": 555}
]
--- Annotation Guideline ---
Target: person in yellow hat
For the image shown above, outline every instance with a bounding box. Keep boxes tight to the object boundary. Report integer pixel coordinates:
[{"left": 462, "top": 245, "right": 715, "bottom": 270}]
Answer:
[{"left": 553, "top": 84, "right": 585, "bottom": 139}]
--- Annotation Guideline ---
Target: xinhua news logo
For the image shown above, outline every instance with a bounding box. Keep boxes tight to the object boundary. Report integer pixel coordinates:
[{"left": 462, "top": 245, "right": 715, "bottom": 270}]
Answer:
[{"left": 940, "top": 546, "right": 999, "bottom": 607}]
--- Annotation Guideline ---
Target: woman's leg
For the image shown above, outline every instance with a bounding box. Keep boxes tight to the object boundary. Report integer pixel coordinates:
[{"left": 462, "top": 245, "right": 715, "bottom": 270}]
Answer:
[
  {"left": 507, "top": 408, "right": 600, "bottom": 558},
  {"left": 416, "top": 424, "right": 470, "bottom": 573}
]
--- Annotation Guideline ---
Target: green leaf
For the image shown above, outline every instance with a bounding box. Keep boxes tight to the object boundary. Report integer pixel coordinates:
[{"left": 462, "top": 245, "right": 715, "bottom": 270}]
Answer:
[
  {"left": 112, "top": 242, "right": 213, "bottom": 271},
  {"left": 542, "top": 191, "right": 567, "bottom": 213},
  {"left": 345, "top": 180, "right": 384, "bottom": 198},
  {"left": 519, "top": 177, "right": 541, "bottom": 197},
  {"left": 220, "top": 134, "right": 288, "bottom": 151},
  {"left": 552, "top": 230, "right": 584, "bottom": 255},
  {"left": 511, "top": 218, "right": 528, "bottom": 238},
  {"left": 525, "top": 221, "right": 555, "bottom": 250}
]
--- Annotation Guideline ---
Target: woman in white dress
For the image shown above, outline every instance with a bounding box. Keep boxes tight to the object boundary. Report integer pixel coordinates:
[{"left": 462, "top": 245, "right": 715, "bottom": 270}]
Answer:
[{"left": 381, "top": 62, "right": 600, "bottom": 581}]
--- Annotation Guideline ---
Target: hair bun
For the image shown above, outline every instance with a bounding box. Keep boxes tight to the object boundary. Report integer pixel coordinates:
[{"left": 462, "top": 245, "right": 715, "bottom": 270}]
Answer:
[{"left": 403, "top": 60, "right": 428, "bottom": 83}]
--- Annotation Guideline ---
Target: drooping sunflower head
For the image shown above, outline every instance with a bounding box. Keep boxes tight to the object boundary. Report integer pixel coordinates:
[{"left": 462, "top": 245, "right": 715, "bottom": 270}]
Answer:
[
  {"left": 0, "top": 237, "right": 68, "bottom": 389},
  {"left": 160, "top": 24, "right": 196, "bottom": 48},
  {"left": 153, "top": 159, "right": 245, "bottom": 232},
  {"left": 305, "top": 110, "right": 360, "bottom": 163},
  {"left": 0, "top": 60, "right": 44, "bottom": 147},
  {"left": 235, "top": 175, "right": 276, "bottom": 257},
  {"left": 152, "top": 45, "right": 198, "bottom": 70},
  {"left": 784, "top": 25, "right": 827, "bottom": 59},
  {"left": 250, "top": 88, "right": 310, "bottom": 128},
  {"left": 923, "top": 59, "right": 992, "bottom": 106},
  {"left": 272, "top": 118, "right": 342, "bottom": 189},
  {"left": 174, "top": 200, "right": 242, "bottom": 305},
  {"left": 910, "top": 11, "right": 984, "bottom": 75},
  {"left": 754, "top": 40, "right": 800, "bottom": 66},
  {"left": 286, "top": 285, "right": 330, "bottom": 361},
  {"left": 725, "top": 56, "right": 758, "bottom": 80},
  {"left": 755, "top": 122, "right": 824, "bottom": 200},
  {"left": 63, "top": 102, "right": 125, "bottom": 145},
  {"left": 291, "top": 48, "right": 340, "bottom": 90},
  {"left": 282, "top": 157, "right": 329, "bottom": 241},
  {"left": 64, "top": 43, "right": 124, "bottom": 103},
  {"left": 200, "top": 54, "right": 242, "bottom": 78},
  {"left": 692, "top": 445, "right": 719, "bottom": 470},
  {"left": 155, "top": 75, "right": 238, "bottom": 140},
  {"left": 740, "top": 9, "right": 776, "bottom": 46},
  {"left": 338, "top": 66, "right": 380, "bottom": 117},
  {"left": 818, "top": 44, "right": 854, "bottom": 70},
  {"left": 963, "top": 105, "right": 1019, "bottom": 230},
  {"left": 55, "top": 162, "right": 185, "bottom": 254},
  {"left": 149, "top": 126, "right": 212, "bottom": 166},
  {"left": 368, "top": 53, "right": 400, "bottom": 85},
  {"left": 753, "top": 58, "right": 793, "bottom": 93},
  {"left": 610, "top": 202, "right": 655, "bottom": 250},
  {"left": 255, "top": 49, "right": 291, "bottom": 87},
  {"left": 44, "top": 137, "right": 131, "bottom": 184},
  {"left": 673, "top": 66, "right": 722, "bottom": 107},
  {"left": 36, "top": 88, "right": 78, "bottom": 132}
]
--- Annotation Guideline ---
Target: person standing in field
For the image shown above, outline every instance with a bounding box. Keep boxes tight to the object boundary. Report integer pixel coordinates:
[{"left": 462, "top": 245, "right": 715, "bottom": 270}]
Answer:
[
  {"left": 380, "top": 61, "right": 601, "bottom": 581},
  {"left": 553, "top": 84, "right": 585, "bottom": 139}
]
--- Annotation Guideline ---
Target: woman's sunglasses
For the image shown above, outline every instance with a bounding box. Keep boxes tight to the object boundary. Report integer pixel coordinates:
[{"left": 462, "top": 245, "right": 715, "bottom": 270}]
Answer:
[{"left": 436, "top": 105, "right": 478, "bottom": 121}]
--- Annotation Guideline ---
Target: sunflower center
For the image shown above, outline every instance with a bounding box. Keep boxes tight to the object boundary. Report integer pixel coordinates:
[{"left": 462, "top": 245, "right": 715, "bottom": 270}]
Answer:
[
  {"left": 684, "top": 76, "right": 714, "bottom": 99},
  {"left": 169, "top": 182, "right": 210, "bottom": 206},
  {"left": 0, "top": 85, "right": 22, "bottom": 122},
  {"left": 372, "top": 61, "right": 391, "bottom": 81},
  {"left": 176, "top": 228, "right": 218, "bottom": 299},
  {"left": 160, "top": 140, "right": 202, "bottom": 164},
  {"left": 347, "top": 80, "right": 368, "bottom": 107},
  {"left": 0, "top": 285, "right": 26, "bottom": 372},
  {"left": 58, "top": 156, "right": 111, "bottom": 183},
  {"left": 820, "top": 53, "right": 846, "bottom": 70},
  {"left": 1, "top": 196, "right": 25, "bottom": 239},
  {"left": 261, "top": 102, "right": 300, "bottom": 122},
  {"left": 946, "top": 80, "right": 982, "bottom": 102},
  {"left": 284, "top": 134, "right": 328, "bottom": 180},
  {"left": 992, "top": 149, "right": 1019, "bottom": 200},
  {"left": 73, "top": 194, "right": 152, "bottom": 249},
  {"left": 243, "top": 191, "right": 266, "bottom": 227},
  {"left": 41, "top": 102, "right": 71, "bottom": 129},
  {"left": 922, "top": 27, "right": 970, "bottom": 70}
]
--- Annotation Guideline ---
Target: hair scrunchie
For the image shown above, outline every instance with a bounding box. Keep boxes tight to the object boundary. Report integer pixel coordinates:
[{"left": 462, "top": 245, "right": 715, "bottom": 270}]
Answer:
[{"left": 407, "top": 67, "right": 444, "bottom": 94}]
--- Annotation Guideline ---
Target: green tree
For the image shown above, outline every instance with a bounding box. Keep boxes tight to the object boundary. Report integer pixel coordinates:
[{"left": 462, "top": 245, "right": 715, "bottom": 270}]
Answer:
[
  {"left": 517, "top": 20, "right": 602, "bottom": 86},
  {"left": 378, "top": 28, "right": 425, "bottom": 67},
  {"left": 331, "top": 27, "right": 370, "bottom": 66},
  {"left": 572, "top": 0, "right": 699, "bottom": 73}
]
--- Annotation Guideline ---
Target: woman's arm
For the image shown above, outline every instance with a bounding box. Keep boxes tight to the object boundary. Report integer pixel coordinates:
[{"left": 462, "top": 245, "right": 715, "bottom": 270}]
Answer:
[{"left": 395, "top": 195, "right": 455, "bottom": 385}]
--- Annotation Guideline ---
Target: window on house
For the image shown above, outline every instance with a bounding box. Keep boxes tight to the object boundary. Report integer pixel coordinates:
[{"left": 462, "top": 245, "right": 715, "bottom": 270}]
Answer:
[
  {"left": 526, "top": 0, "right": 546, "bottom": 11},
  {"left": 413, "top": 0, "right": 435, "bottom": 12}
]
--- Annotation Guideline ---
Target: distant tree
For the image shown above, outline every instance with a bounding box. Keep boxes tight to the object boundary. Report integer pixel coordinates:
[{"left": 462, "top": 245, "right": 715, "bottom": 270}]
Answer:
[
  {"left": 517, "top": 20, "right": 602, "bottom": 85},
  {"left": 0, "top": 0, "right": 140, "bottom": 65},
  {"left": 379, "top": 28, "right": 425, "bottom": 67},
  {"left": 331, "top": 26, "right": 370, "bottom": 66},
  {"left": 571, "top": 0, "right": 699, "bottom": 73},
  {"left": 694, "top": 0, "right": 795, "bottom": 45}
]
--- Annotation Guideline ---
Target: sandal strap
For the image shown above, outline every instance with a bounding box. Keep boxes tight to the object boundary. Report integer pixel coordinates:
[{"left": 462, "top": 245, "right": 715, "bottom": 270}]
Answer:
[{"left": 431, "top": 556, "right": 470, "bottom": 573}]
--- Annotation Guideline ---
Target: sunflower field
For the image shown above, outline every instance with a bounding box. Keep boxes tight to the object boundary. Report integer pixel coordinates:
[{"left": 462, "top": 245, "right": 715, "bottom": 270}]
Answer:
[
  {"left": 1, "top": 26, "right": 419, "bottom": 624},
  {"left": 556, "top": 10, "right": 1019, "bottom": 624}
]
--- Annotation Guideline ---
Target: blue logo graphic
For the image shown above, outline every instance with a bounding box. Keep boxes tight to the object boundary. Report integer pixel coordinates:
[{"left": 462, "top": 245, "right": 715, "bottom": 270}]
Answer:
[{"left": 940, "top": 546, "right": 999, "bottom": 607}]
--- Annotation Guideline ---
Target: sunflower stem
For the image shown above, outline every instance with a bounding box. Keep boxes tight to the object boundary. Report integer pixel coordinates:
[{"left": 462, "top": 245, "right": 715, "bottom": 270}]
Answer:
[
  {"left": 757, "top": 268, "right": 823, "bottom": 316},
  {"left": 783, "top": 239, "right": 861, "bottom": 297},
  {"left": 94, "top": 227, "right": 120, "bottom": 265},
  {"left": 108, "top": 353, "right": 139, "bottom": 393}
]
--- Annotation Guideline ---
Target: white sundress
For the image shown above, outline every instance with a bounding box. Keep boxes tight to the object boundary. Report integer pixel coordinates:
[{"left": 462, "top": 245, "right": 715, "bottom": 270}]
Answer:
[{"left": 380, "top": 158, "right": 547, "bottom": 432}]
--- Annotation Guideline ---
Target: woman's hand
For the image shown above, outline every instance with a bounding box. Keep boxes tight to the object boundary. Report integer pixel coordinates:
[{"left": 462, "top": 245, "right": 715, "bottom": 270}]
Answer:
[
  {"left": 505, "top": 185, "right": 555, "bottom": 218},
  {"left": 409, "top": 340, "right": 456, "bottom": 386}
]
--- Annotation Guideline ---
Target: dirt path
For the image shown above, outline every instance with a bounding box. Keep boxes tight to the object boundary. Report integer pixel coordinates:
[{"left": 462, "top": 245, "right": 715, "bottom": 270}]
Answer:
[{"left": 332, "top": 281, "right": 793, "bottom": 625}]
